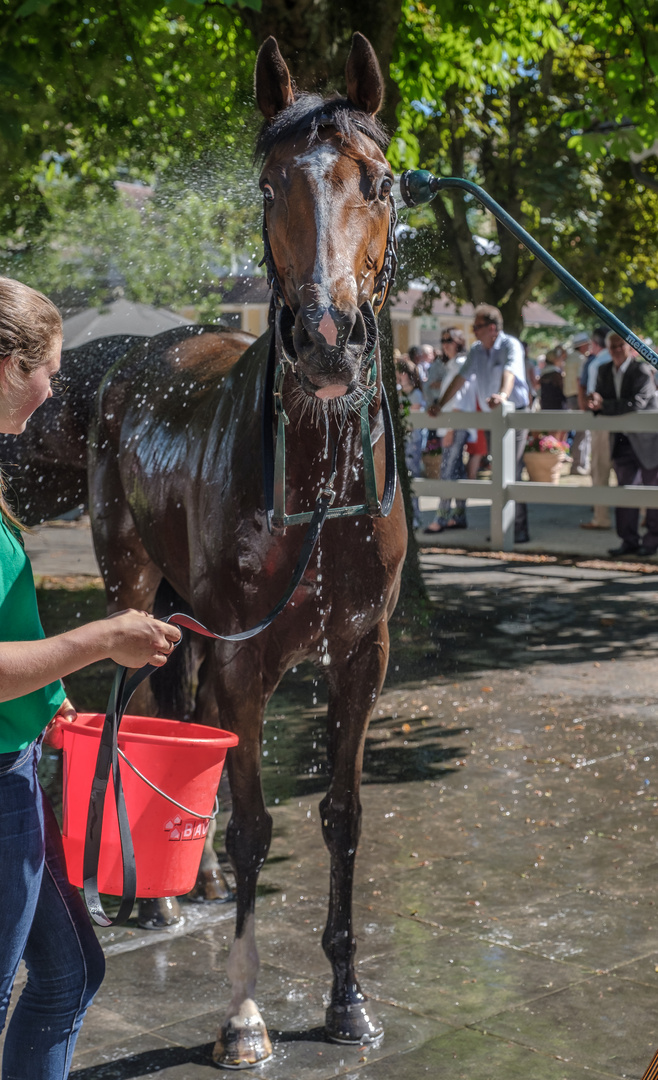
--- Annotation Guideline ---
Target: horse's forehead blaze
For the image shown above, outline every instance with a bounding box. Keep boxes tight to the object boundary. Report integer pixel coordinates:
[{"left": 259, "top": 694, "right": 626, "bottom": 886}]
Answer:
[{"left": 268, "top": 139, "right": 389, "bottom": 295}]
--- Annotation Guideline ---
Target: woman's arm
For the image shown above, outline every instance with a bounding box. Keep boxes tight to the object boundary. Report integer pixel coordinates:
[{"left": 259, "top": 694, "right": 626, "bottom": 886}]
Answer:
[
  {"left": 429, "top": 373, "right": 466, "bottom": 415},
  {"left": 0, "top": 610, "right": 180, "bottom": 703}
]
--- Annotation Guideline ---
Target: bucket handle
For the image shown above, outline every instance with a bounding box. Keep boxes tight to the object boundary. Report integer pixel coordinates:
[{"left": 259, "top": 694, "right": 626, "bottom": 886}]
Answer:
[{"left": 116, "top": 748, "right": 219, "bottom": 821}]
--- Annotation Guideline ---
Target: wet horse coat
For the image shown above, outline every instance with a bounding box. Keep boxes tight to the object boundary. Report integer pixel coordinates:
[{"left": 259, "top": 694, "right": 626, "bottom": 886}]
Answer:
[
  {"left": 89, "top": 34, "right": 407, "bottom": 1068},
  {"left": 0, "top": 335, "right": 145, "bottom": 525}
]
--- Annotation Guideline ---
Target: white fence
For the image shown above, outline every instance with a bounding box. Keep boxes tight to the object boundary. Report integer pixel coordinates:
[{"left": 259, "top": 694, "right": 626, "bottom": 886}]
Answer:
[{"left": 407, "top": 406, "right": 658, "bottom": 551}]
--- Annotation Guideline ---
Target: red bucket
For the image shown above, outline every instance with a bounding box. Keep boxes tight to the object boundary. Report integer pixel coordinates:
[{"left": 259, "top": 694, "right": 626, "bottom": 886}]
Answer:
[{"left": 57, "top": 713, "right": 238, "bottom": 898}]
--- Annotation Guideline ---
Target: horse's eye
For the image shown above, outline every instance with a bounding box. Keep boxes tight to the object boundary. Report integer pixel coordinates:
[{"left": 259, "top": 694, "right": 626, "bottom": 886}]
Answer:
[
  {"left": 262, "top": 183, "right": 275, "bottom": 202},
  {"left": 379, "top": 177, "right": 393, "bottom": 200}
]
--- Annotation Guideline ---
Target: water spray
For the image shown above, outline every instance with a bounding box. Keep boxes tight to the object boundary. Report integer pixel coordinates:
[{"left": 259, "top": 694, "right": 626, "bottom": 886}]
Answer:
[{"left": 399, "top": 169, "right": 658, "bottom": 369}]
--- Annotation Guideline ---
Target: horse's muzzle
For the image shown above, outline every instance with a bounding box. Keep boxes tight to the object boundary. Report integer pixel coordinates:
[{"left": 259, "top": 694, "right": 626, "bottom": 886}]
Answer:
[{"left": 293, "top": 306, "right": 367, "bottom": 397}]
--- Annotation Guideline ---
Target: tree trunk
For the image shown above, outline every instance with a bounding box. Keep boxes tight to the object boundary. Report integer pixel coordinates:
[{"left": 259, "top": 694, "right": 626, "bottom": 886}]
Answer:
[
  {"left": 241, "top": 0, "right": 402, "bottom": 128},
  {"left": 378, "top": 306, "right": 429, "bottom": 615}
]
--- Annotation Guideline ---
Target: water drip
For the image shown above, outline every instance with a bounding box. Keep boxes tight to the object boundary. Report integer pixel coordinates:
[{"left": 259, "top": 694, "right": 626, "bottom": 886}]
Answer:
[{"left": 322, "top": 401, "right": 330, "bottom": 461}]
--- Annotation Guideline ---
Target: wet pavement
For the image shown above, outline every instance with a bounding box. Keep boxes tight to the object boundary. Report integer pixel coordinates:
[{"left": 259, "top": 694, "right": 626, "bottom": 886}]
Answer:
[{"left": 8, "top": 525, "right": 658, "bottom": 1078}]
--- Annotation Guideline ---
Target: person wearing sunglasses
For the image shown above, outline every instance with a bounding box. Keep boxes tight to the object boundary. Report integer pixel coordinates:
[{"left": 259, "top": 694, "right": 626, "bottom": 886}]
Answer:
[
  {"left": 430, "top": 304, "right": 531, "bottom": 544},
  {"left": 424, "top": 328, "right": 472, "bottom": 533}
]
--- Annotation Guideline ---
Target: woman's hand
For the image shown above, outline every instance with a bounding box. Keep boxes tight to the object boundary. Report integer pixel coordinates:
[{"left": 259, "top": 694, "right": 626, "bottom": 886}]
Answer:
[
  {"left": 0, "top": 610, "right": 182, "bottom": 705},
  {"left": 43, "top": 696, "right": 77, "bottom": 750},
  {"left": 442, "top": 430, "right": 454, "bottom": 448},
  {"left": 103, "top": 609, "right": 182, "bottom": 668}
]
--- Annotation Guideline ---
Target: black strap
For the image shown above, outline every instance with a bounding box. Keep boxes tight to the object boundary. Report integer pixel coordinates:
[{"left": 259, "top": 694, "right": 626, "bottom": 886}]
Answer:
[
  {"left": 262, "top": 315, "right": 397, "bottom": 527},
  {"left": 379, "top": 385, "right": 397, "bottom": 518},
  {"left": 262, "top": 327, "right": 277, "bottom": 532},
  {"left": 82, "top": 666, "right": 137, "bottom": 927}
]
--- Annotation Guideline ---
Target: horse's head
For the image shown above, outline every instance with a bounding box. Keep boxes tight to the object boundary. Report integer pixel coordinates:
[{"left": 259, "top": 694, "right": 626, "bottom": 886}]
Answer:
[{"left": 255, "top": 34, "right": 395, "bottom": 401}]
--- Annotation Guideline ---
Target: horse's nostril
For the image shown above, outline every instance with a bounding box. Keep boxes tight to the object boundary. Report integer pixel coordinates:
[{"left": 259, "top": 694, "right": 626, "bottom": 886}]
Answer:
[{"left": 346, "top": 308, "right": 366, "bottom": 350}]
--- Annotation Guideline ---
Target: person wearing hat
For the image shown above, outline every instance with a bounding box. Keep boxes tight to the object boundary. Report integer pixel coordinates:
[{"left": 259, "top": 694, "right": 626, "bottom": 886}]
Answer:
[{"left": 564, "top": 330, "right": 591, "bottom": 475}]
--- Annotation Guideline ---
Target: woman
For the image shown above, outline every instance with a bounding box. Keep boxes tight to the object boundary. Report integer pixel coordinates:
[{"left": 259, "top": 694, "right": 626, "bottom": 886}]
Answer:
[
  {"left": 424, "top": 328, "right": 473, "bottom": 534},
  {"left": 0, "top": 276, "right": 181, "bottom": 1080}
]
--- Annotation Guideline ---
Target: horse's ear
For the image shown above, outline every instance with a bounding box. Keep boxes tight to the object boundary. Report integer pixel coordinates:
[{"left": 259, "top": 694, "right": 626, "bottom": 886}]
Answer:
[
  {"left": 255, "top": 37, "right": 295, "bottom": 121},
  {"left": 345, "top": 32, "right": 384, "bottom": 116}
]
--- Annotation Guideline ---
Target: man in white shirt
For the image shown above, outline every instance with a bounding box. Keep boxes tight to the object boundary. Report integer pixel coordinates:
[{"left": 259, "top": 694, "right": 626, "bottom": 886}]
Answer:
[{"left": 431, "top": 303, "right": 531, "bottom": 543}]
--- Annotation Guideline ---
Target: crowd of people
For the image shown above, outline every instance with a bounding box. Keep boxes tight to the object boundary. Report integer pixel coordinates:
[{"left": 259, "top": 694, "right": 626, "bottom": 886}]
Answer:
[{"left": 396, "top": 305, "right": 658, "bottom": 556}]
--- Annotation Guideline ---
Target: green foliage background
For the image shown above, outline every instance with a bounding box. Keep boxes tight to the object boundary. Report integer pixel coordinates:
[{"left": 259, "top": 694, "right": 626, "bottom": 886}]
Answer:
[{"left": 1, "top": 0, "right": 658, "bottom": 333}]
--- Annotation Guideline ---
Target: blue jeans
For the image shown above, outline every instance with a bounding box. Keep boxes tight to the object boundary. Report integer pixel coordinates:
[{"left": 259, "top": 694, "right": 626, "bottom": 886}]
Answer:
[
  {"left": 437, "top": 430, "right": 468, "bottom": 526},
  {"left": 0, "top": 741, "right": 105, "bottom": 1079}
]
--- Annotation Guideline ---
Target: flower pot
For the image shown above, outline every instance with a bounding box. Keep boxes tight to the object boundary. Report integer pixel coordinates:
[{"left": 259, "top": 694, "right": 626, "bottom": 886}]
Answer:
[
  {"left": 523, "top": 451, "right": 563, "bottom": 484},
  {"left": 422, "top": 453, "right": 442, "bottom": 479}
]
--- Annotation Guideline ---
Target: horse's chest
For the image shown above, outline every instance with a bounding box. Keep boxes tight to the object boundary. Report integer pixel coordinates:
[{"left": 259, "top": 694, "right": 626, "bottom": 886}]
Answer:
[{"left": 236, "top": 525, "right": 393, "bottom": 637}]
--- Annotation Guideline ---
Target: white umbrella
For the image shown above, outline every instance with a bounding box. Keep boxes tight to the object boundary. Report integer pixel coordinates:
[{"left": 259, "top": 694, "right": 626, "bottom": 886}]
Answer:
[{"left": 62, "top": 298, "right": 194, "bottom": 349}]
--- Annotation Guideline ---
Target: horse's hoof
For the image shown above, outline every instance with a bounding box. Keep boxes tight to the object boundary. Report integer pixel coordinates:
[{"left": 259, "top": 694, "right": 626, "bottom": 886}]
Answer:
[
  {"left": 212, "top": 1026, "right": 272, "bottom": 1069},
  {"left": 137, "top": 896, "right": 181, "bottom": 929},
  {"left": 325, "top": 1000, "right": 383, "bottom": 1044},
  {"left": 188, "top": 867, "right": 234, "bottom": 904},
  {"left": 212, "top": 1002, "right": 273, "bottom": 1069}
]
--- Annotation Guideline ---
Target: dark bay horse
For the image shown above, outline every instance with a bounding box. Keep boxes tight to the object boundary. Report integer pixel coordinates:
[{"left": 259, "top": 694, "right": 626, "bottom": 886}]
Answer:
[{"left": 89, "top": 33, "right": 407, "bottom": 1068}]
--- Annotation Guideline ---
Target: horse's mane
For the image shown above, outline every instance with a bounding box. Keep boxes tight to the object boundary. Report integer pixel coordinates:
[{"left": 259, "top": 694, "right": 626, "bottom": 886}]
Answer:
[{"left": 255, "top": 94, "right": 388, "bottom": 161}]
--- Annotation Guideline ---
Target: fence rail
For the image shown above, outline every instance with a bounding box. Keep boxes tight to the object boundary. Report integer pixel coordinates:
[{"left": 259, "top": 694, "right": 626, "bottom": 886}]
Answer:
[{"left": 407, "top": 406, "right": 658, "bottom": 550}]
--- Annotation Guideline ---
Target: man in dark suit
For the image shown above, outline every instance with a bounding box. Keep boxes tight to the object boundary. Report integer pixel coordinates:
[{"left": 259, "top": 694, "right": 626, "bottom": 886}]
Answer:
[{"left": 588, "top": 332, "right": 658, "bottom": 556}]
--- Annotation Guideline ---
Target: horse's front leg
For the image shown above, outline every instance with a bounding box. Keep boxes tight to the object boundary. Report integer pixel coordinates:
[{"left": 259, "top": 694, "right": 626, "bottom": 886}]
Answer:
[
  {"left": 321, "top": 620, "right": 389, "bottom": 1044},
  {"left": 211, "top": 647, "right": 274, "bottom": 1069}
]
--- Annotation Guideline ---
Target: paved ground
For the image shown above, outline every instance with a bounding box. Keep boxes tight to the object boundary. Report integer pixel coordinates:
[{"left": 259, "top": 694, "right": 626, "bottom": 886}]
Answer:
[{"left": 8, "top": 520, "right": 658, "bottom": 1079}]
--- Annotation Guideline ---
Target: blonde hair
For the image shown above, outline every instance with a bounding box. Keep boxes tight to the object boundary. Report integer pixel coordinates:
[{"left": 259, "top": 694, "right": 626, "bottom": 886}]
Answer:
[{"left": 0, "top": 276, "right": 62, "bottom": 529}]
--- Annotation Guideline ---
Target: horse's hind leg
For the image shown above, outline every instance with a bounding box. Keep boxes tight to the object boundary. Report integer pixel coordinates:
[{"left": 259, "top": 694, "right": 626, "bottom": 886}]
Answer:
[
  {"left": 211, "top": 647, "right": 274, "bottom": 1068},
  {"left": 321, "top": 621, "right": 389, "bottom": 1044}
]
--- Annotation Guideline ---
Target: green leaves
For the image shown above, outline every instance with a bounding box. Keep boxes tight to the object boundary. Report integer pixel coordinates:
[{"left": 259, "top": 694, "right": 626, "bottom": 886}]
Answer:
[{"left": 390, "top": 0, "right": 658, "bottom": 333}]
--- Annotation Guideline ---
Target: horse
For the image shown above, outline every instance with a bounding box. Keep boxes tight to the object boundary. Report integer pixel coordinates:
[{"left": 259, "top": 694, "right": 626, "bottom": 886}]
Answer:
[{"left": 88, "top": 32, "right": 407, "bottom": 1068}]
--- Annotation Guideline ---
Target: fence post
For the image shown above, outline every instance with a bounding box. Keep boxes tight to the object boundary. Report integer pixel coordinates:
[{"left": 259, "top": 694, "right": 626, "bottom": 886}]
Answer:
[{"left": 489, "top": 403, "right": 516, "bottom": 551}]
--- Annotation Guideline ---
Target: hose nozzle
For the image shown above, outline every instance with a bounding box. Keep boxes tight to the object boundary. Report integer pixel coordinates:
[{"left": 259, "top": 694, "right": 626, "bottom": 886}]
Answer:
[{"left": 399, "top": 169, "right": 440, "bottom": 207}]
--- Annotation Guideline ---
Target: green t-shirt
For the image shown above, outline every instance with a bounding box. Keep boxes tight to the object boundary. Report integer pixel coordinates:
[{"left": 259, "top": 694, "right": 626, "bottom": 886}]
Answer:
[{"left": 0, "top": 518, "right": 65, "bottom": 752}]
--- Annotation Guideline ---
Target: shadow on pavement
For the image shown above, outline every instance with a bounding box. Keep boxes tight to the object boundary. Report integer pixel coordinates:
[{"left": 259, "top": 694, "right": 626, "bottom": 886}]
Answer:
[{"left": 70, "top": 1043, "right": 215, "bottom": 1079}]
